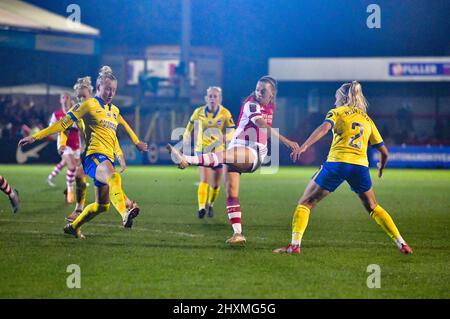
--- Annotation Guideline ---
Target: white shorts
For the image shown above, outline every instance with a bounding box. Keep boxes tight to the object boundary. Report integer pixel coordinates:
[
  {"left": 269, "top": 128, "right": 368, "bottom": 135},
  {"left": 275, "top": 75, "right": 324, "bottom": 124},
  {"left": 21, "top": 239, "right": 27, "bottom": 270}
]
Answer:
[
  {"left": 227, "top": 140, "right": 268, "bottom": 172},
  {"left": 61, "top": 146, "right": 81, "bottom": 159}
]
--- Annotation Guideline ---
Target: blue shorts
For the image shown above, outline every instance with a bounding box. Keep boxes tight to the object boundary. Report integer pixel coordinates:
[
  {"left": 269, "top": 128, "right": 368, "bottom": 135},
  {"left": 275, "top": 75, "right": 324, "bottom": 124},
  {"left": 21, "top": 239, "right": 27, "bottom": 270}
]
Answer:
[
  {"left": 312, "top": 161, "right": 372, "bottom": 194},
  {"left": 82, "top": 153, "right": 114, "bottom": 187}
]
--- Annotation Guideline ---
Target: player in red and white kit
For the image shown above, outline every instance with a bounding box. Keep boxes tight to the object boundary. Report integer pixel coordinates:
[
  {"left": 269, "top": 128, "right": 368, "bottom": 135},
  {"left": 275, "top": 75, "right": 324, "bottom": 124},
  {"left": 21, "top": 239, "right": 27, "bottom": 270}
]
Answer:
[
  {"left": 168, "top": 76, "right": 300, "bottom": 244},
  {"left": 48, "top": 92, "right": 81, "bottom": 204}
]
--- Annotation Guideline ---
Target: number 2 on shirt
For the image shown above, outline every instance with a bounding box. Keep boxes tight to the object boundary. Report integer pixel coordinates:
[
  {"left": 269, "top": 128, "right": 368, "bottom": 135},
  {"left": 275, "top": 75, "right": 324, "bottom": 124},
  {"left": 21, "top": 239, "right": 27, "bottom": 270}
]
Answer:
[{"left": 349, "top": 122, "right": 364, "bottom": 149}]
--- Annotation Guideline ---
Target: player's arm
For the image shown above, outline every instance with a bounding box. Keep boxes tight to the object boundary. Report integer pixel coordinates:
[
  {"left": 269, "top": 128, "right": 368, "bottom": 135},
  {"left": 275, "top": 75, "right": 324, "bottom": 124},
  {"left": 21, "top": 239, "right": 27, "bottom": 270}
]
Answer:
[
  {"left": 59, "top": 131, "right": 68, "bottom": 155},
  {"left": 254, "top": 117, "right": 300, "bottom": 151},
  {"left": 113, "top": 136, "right": 126, "bottom": 173},
  {"left": 19, "top": 115, "right": 74, "bottom": 146},
  {"left": 117, "top": 114, "right": 148, "bottom": 152},
  {"left": 19, "top": 102, "right": 88, "bottom": 147},
  {"left": 182, "top": 110, "right": 197, "bottom": 149},
  {"left": 76, "top": 119, "right": 86, "bottom": 143},
  {"left": 376, "top": 145, "right": 388, "bottom": 178},
  {"left": 291, "top": 110, "right": 335, "bottom": 162},
  {"left": 223, "top": 112, "right": 236, "bottom": 144},
  {"left": 370, "top": 120, "right": 387, "bottom": 178},
  {"left": 244, "top": 101, "right": 299, "bottom": 151}
]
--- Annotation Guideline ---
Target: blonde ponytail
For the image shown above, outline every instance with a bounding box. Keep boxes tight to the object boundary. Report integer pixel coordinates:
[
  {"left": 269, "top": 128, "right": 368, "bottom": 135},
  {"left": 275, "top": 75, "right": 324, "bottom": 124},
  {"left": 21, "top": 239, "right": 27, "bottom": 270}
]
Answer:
[
  {"left": 347, "top": 81, "right": 368, "bottom": 113},
  {"left": 336, "top": 81, "right": 368, "bottom": 113}
]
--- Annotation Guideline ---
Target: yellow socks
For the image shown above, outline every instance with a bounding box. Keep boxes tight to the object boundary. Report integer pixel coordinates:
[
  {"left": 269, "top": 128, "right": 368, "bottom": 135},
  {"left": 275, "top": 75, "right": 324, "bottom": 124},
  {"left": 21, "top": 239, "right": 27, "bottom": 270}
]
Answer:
[
  {"left": 107, "top": 173, "right": 127, "bottom": 218},
  {"left": 208, "top": 186, "right": 220, "bottom": 207},
  {"left": 71, "top": 202, "right": 110, "bottom": 229},
  {"left": 75, "top": 176, "right": 88, "bottom": 208},
  {"left": 291, "top": 205, "right": 311, "bottom": 246},
  {"left": 198, "top": 182, "right": 209, "bottom": 210},
  {"left": 370, "top": 205, "right": 405, "bottom": 248}
]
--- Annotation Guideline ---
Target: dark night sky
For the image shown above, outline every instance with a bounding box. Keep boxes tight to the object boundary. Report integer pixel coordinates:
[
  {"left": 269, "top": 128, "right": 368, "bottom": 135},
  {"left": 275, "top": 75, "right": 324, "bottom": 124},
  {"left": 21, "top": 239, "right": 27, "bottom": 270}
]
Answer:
[{"left": 23, "top": 0, "right": 450, "bottom": 107}]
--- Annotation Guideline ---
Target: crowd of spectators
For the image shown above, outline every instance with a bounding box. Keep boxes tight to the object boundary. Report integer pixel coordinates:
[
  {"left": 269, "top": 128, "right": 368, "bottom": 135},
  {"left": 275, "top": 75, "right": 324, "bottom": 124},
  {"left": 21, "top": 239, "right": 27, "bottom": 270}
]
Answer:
[{"left": 0, "top": 95, "right": 47, "bottom": 139}]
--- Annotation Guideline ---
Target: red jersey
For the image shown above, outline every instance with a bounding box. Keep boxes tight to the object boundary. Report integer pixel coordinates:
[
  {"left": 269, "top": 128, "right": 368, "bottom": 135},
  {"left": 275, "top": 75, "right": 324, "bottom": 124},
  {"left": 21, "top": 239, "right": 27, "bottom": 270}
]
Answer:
[
  {"left": 232, "top": 95, "right": 274, "bottom": 146},
  {"left": 49, "top": 109, "right": 80, "bottom": 150}
]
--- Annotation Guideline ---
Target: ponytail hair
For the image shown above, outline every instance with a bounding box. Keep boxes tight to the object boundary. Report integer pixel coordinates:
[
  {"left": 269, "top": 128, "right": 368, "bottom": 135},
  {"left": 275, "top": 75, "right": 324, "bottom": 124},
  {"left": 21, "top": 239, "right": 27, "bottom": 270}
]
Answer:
[
  {"left": 336, "top": 81, "right": 368, "bottom": 113},
  {"left": 96, "top": 65, "right": 117, "bottom": 87},
  {"left": 73, "top": 76, "right": 93, "bottom": 94}
]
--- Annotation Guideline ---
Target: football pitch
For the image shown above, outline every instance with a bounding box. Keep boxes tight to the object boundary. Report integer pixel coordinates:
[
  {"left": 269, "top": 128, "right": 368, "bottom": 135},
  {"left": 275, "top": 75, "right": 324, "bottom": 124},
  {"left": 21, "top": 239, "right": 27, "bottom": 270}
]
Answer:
[{"left": 0, "top": 165, "right": 449, "bottom": 299}]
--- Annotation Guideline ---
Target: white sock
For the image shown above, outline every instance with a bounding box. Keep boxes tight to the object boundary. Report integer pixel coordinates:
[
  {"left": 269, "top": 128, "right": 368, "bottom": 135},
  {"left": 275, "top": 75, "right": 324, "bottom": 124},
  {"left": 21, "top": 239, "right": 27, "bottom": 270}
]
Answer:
[
  {"left": 394, "top": 236, "right": 406, "bottom": 249},
  {"left": 232, "top": 223, "right": 242, "bottom": 234}
]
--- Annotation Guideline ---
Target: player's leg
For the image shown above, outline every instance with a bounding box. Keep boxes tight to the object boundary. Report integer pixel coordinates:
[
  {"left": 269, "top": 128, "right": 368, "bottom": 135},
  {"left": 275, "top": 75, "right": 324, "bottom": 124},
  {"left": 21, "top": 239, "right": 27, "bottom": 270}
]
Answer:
[
  {"left": 95, "top": 159, "right": 139, "bottom": 228},
  {"left": 207, "top": 166, "right": 223, "bottom": 217},
  {"left": 197, "top": 167, "right": 209, "bottom": 218},
  {"left": 47, "top": 158, "right": 65, "bottom": 187},
  {"left": 66, "top": 162, "right": 87, "bottom": 222},
  {"left": 224, "top": 171, "right": 246, "bottom": 245},
  {"left": 0, "top": 175, "right": 20, "bottom": 213},
  {"left": 273, "top": 180, "right": 330, "bottom": 254},
  {"left": 65, "top": 185, "right": 110, "bottom": 239},
  {"left": 358, "top": 188, "right": 412, "bottom": 254},
  {"left": 274, "top": 163, "right": 339, "bottom": 254},
  {"left": 62, "top": 153, "right": 77, "bottom": 203},
  {"left": 167, "top": 144, "right": 255, "bottom": 172}
]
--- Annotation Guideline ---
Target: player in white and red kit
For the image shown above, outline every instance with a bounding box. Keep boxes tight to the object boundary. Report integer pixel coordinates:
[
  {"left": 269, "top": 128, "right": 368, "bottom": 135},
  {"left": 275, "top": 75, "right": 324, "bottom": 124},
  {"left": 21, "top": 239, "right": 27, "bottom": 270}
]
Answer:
[
  {"left": 48, "top": 92, "right": 81, "bottom": 203},
  {"left": 167, "top": 76, "right": 300, "bottom": 244}
]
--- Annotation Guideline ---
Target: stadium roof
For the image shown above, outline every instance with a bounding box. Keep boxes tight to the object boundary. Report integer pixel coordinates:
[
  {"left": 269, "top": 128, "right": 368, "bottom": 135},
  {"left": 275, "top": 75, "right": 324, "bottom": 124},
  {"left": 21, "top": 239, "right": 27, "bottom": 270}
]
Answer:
[{"left": 0, "top": 0, "right": 99, "bottom": 36}]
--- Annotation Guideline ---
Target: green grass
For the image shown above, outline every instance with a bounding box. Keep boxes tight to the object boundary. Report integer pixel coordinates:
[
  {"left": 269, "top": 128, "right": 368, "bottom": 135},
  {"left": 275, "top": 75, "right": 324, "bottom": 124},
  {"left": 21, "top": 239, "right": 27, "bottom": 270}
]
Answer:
[{"left": 0, "top": 165, "right": 449, "bottom": 298}]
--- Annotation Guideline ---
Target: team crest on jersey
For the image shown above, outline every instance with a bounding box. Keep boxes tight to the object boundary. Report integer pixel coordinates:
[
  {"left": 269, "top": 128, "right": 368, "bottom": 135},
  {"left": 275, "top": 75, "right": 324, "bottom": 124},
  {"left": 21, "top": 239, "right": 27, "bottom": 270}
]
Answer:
[
  {"left": 249, "top": 104, "right": 257, "bottom": 112},
  {"left": 113, "top": 113, "right": 117, "bottom": 120},
  {"left": 216, "top": 120, "right": 222, "bottom": 126}
]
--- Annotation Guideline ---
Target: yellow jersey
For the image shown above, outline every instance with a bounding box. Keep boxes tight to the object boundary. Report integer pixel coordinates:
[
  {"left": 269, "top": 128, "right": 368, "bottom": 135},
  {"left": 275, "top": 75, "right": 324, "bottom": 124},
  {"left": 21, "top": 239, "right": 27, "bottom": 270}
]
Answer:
[
  {"left": 324, "top": 106, "right": 384, "bottom": 167},
  {"left": 183, "top": 105, "right": 235, "bottom": 153},
  {"left": 60, "top": 112, "right": 139, "bottom": 160},
  {"left": 34, "top": 97, "right": 123, "bottom": 162}
]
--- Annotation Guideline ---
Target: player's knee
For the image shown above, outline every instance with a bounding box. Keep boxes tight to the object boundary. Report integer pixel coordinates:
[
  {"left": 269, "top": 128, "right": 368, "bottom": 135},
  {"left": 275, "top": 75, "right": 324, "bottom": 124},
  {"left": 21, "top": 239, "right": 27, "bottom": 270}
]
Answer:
[
  {"left": 298, "top": 199, "right": 315, "bottom": 210},
  {"left": 108, "top": 172, "right": 121, "bottom": 184},
  {"left": 97, "top": 203, "right": 110, "bottom": 213}
]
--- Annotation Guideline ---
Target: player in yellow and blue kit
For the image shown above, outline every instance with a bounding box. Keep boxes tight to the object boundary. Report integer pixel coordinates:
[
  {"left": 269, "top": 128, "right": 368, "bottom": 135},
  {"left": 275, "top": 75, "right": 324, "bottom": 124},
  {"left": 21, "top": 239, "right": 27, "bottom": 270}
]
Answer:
[
  {"left": 63, "top": 76, "right": 146, "bottom": 223},
  {"left": 273, "top": 81, "right": 412, "bottom": 255},
  {"left": 183, "top": 87, "right": 235, "bottom": 218},
  {"left": 19, "top": 66, "right": 148, "bottom": 239}
]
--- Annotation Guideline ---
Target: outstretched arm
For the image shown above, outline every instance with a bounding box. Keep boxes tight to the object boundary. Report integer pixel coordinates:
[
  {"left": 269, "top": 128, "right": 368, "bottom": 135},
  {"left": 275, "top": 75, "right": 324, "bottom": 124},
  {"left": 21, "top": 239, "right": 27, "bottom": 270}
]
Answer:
[
  {"left": 291, "top": 121, "right": 332, "bottom": 162},
  {"left": 18, "top": 115, "right": 74, "bottom": 147},
  {"left": 254, "top": 118, "right": 300, "bottom": 151},
  {"left": 118, "top": 114, "right": 148, "bottom": 152},
  {"left": 376, "top": 144, "right": 389, "bottom": 178}
]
